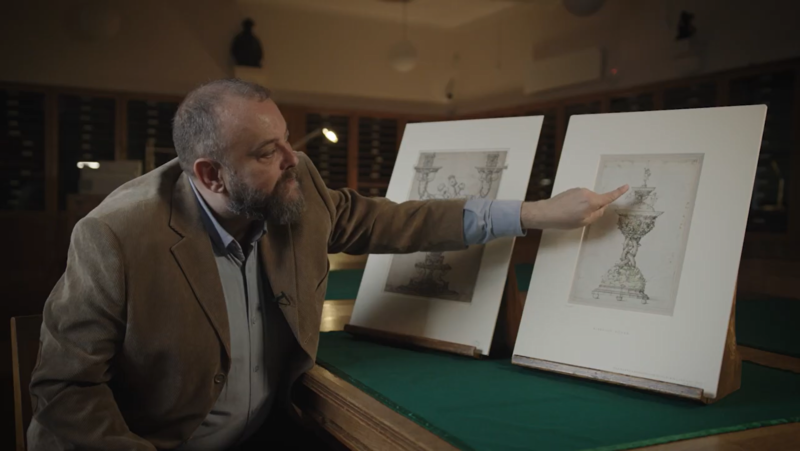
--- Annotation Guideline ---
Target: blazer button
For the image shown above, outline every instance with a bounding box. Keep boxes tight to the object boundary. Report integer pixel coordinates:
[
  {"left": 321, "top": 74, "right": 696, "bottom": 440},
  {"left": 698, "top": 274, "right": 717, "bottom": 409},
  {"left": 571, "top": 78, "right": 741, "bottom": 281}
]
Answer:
[{"left": 214, "top": 373, "right": 226, "bottom": 384}]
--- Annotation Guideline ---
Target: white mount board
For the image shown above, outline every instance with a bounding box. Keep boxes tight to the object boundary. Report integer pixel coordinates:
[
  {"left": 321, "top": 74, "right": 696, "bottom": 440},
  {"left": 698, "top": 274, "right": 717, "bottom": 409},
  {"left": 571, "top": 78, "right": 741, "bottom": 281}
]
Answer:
[
  {"left": 513, "top": 105, "right": 766, "bottom": 397},
  {"left": 349, "top": 116, "right": 543, "bottom": 355}
]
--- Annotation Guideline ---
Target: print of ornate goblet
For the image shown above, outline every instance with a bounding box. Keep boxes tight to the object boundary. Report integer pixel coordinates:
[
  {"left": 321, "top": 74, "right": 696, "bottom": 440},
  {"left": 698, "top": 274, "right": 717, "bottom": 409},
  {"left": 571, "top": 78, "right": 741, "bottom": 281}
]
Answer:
[
  {"left": 592, "top": 168, "right": 663, "bottom": 304},
  {"left": 396, "top": 152, "right": 507, "bottom": 298}
]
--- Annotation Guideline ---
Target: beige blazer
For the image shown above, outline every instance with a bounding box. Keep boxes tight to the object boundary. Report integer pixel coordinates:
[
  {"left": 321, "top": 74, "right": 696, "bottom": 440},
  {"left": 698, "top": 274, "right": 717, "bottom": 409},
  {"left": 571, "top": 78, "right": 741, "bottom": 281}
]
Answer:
[{"left": 28, "top": 153, "right": 467, "bottom": 450}]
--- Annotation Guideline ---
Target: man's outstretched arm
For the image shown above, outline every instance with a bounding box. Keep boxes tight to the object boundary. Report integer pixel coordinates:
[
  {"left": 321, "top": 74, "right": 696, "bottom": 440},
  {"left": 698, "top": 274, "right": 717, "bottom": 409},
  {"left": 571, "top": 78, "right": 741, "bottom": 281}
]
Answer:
[{"left": 325, "top": 183, "right": 629, "bottom": 255}]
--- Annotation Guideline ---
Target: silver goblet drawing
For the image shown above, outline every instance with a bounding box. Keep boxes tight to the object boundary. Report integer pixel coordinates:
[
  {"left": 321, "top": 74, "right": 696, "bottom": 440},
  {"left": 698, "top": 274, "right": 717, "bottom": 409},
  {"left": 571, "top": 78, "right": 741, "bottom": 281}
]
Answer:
[{"left": 592, "top": 168, "right": 663, "bottom": 304}]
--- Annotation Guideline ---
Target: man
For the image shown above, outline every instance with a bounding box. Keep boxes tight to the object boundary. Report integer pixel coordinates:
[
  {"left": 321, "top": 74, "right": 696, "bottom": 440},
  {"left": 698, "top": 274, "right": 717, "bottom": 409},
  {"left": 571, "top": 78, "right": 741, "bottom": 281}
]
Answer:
[{"left": 28, "top": 79, "right": 627, "bottom": 450}]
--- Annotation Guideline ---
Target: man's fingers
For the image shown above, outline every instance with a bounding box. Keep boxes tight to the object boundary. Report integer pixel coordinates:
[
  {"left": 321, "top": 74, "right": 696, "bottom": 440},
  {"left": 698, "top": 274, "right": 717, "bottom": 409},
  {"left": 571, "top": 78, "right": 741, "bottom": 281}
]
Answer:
[
  {"left": 585, "top": 206, "right": 606, "bottom": 224},
  {"left": 598, "top": 184, "right": 629, "bottom": 206}
]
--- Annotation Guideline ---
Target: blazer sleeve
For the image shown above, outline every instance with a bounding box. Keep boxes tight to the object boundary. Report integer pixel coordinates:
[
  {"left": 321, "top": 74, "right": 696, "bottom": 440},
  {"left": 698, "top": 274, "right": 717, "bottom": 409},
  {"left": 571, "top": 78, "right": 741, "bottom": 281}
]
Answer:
[
  {"left": 295, "top": 152, "right": 467, "bottom": 255},
  {"left": 325, "top": 187, "right": 468, "bottom": 255},
  {"left": 27, "top": 216, "right": 156, "bottom": 451}
]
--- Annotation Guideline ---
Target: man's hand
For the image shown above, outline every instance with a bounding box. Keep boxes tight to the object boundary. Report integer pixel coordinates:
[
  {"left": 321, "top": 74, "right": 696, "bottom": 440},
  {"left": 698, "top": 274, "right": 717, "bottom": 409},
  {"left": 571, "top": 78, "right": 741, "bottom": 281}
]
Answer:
[{"left": 520, "top": 185, "right": 629, "bottom": 230}]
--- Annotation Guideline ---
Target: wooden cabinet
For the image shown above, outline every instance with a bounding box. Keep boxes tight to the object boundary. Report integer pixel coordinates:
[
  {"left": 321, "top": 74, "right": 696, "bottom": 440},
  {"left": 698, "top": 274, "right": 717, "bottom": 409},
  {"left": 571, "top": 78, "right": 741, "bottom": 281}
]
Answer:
[
  {"left": 56, "top": 94, "right": 117, "bottom": 209},
  {"left": 729, "top": 69, "right": 795, "bottom": 234},
  {"left": 609, "top": 92, "right": 654, "bottom": 112},
  {"left": 357, "top": 116, "right": 398, "bottom": 198},
  {"left": 126, "top": 99, "right": 179, "bottom": 162},
  {"left": 0, "top": 88, "right": 46, "bottom": 211},
  {"left": 524, "top": 109, "right": 558, "bottom": 201},
  {"left": 304, "top": 113, "right": 350, "bottom": 190},
  {"left": 663, "top": 81, "right": 717, "bottom": 110},
  {"left": 1, "top": 57, "right": 798, "bottom": 257}
]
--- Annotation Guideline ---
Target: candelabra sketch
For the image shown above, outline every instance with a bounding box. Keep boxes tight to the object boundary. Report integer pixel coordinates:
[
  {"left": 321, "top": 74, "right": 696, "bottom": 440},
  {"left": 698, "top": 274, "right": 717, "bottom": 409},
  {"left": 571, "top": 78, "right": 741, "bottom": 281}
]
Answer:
[
  {"left": 414, "top": 152, "right": 506, "bottom": 201},
  {"left": 592, "top": 168, "right": 664, "bottom": 304},
  {"left": 385, "top": 151, "right": 507, "bottom": 301}
]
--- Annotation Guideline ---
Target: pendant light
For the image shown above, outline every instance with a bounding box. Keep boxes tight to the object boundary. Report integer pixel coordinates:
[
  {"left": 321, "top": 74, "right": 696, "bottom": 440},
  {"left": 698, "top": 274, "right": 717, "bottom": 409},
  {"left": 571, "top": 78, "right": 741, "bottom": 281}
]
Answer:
[{"left": 388, "top": 0, "right": 417, "bottom": 73}]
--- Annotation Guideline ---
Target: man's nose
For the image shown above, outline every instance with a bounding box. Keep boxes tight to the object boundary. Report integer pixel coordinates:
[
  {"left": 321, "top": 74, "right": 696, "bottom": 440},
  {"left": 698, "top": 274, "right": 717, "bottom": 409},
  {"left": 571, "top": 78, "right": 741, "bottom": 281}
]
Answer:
[{"left": 279, "top": 142, "right": 299, "bottom": 169}]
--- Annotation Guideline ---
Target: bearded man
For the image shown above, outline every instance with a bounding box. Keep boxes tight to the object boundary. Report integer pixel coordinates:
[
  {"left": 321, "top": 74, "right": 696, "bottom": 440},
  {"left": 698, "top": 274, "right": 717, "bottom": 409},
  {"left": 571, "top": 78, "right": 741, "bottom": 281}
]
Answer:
[{"left": 28, "top": 79, "right": 627, "bottom": 450}]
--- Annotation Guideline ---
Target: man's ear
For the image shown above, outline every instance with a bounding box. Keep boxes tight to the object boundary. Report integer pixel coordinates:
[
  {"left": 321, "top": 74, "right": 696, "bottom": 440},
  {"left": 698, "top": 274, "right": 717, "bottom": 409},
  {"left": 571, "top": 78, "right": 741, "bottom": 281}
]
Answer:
[{"left": 193, "top": 159, "right": 227, "bottom": 194}]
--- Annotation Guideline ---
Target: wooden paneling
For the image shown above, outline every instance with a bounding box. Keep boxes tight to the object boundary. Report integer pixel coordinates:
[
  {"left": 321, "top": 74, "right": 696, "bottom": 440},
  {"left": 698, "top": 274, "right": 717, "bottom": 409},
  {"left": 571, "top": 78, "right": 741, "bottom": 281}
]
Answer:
[{"left": 737, "top": 259, "right": 800, "bottom": 299}]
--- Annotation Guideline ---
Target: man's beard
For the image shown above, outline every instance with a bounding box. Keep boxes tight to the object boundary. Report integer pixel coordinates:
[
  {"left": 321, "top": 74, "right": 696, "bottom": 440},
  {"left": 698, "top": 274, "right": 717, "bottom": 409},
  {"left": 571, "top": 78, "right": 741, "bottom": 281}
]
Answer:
[{"left": 226, "top": 168, "right": 305, "bottom": 225}]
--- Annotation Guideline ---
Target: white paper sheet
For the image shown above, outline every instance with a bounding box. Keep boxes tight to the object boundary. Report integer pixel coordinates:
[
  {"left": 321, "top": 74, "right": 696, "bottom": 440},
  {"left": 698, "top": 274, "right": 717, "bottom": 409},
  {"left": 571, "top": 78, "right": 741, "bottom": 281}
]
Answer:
[
  {"left": 349, "top": 116, "right": 543, "bottom": 355},
  {"left": 514, "top": 105, "right": 766, "bottom": 397}
]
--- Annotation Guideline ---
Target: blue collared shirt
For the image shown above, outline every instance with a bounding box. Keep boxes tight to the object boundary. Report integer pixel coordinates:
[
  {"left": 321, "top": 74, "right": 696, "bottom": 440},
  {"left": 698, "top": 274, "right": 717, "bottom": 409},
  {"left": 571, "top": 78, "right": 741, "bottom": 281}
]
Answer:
[
  {"left": 182, "top": 182, "right": 523, "bottom": 449},
  {"left": 462, "top": 198, "right": 525, "bottom": 245},
  {"left": 181, "top": 180, "right": 294, "bottom": 450}
]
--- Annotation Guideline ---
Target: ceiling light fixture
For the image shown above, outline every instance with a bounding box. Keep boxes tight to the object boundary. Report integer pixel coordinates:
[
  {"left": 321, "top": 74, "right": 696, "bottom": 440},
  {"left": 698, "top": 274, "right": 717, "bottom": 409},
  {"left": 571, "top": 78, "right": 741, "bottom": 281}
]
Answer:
[{"left": 388, "top": 0, "right": 417, "bottom": 73}]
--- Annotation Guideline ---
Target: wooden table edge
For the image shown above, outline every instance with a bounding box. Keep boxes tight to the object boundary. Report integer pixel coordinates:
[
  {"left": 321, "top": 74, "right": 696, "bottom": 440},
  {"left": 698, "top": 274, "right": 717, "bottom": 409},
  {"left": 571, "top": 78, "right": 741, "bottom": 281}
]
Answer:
[
  {"left": 295, "top": 364, "right": 800, "bottom": 451},
  {"left": 295, "top": 365, "right": 460, "bottom": 451}
]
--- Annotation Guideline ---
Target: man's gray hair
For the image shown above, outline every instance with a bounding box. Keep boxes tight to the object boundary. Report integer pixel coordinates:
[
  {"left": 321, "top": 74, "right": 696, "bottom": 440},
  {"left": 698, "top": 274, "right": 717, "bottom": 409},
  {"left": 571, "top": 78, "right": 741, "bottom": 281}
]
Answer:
[{"left": 172, "top": 78, "right": 272, "bottom": 175}]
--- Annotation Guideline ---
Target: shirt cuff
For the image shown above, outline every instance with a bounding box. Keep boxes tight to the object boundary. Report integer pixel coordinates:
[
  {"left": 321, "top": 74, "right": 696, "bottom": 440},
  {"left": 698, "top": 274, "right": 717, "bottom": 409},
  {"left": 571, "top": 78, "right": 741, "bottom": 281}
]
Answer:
[
  {"left": 489, "top": 200, "right": 525, "bottom": 238},
  {"left": 462, "top": 199, "right": 525, "bottom": 246}
]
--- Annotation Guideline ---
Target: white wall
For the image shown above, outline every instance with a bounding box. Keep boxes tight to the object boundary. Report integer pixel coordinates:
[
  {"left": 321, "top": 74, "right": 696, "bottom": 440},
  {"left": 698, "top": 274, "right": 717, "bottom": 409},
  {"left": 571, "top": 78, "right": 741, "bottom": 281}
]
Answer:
[
  {"left": 1, "top": 0, "right": 798, "bottom": 114},
  {"left": 238, "top": 3, "right": 455, "bottom": 106},
  {"left": 0, "top": 0, "right": 455, "bottom": 113},
  {"left": 0, "top": 0, "right": 228, "bottom": 95},
  {"left": 453, "top": 0, "right": 800, "bottom": 112}
]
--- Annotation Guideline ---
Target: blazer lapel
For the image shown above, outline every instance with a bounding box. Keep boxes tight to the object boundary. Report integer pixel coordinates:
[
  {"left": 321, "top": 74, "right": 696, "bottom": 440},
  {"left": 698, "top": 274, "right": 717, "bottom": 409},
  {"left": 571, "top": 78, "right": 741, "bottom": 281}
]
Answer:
[
  {"left": 260, "top": 225, "right": 304, "bottom": 352},
  {"left": 169, "top": 174, "right": 231, "bottom": 365}
]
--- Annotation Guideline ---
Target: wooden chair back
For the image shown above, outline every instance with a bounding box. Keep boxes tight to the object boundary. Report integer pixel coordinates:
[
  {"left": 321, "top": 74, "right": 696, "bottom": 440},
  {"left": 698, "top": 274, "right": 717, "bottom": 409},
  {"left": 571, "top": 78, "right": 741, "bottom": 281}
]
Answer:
[{"left": 11, "top": 315, "right": 42, "bottom": 451}]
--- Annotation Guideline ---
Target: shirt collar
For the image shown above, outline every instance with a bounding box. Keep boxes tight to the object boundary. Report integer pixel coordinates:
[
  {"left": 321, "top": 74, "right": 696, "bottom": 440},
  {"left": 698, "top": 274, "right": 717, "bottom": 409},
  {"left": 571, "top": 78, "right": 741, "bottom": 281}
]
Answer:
[{"left": 188, "top": 177, "right": 267, "bottom": 254}]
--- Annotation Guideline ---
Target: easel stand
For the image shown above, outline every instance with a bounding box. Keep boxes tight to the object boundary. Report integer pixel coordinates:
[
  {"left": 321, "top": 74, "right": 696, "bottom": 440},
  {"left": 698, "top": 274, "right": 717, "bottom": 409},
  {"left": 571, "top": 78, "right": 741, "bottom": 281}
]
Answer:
[
  {"left": 512, "top": 293, "right": 743, "bottom": 404},
  {"left": 343, "top": 324, "right": 483, "bottom": 358},
  {"left": 343, "top": 265, "right": 525, "bottom": 359}
]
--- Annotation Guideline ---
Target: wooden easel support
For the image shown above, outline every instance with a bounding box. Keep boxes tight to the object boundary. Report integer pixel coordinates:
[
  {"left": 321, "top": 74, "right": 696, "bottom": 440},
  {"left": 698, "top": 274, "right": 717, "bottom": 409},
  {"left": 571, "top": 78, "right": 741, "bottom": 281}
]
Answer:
[
  {"left": 343, "top": 324, "right": 482, "bottom": 358},
  {"left": 344, "top": 264, "right": 526, "bottom": 359},
  {"left": 512, "top": 292, "right": 742, "bottom": 404}
]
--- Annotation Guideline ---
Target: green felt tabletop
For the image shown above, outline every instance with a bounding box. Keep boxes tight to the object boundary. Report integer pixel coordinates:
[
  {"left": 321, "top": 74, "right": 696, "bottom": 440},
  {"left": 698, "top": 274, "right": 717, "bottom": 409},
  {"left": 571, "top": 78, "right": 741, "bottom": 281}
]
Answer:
[
  {"left": 514, "top": 263, "right": 534, "bottom": 292},
  {"left": 317, "top": 331, "right": 800, "bottom": 451},
  {"left": 325, "top": 269, "right": 365, "bottom": 300},
  {"left": 736, "top": 297, "right": 800, "bottom": 358}
]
